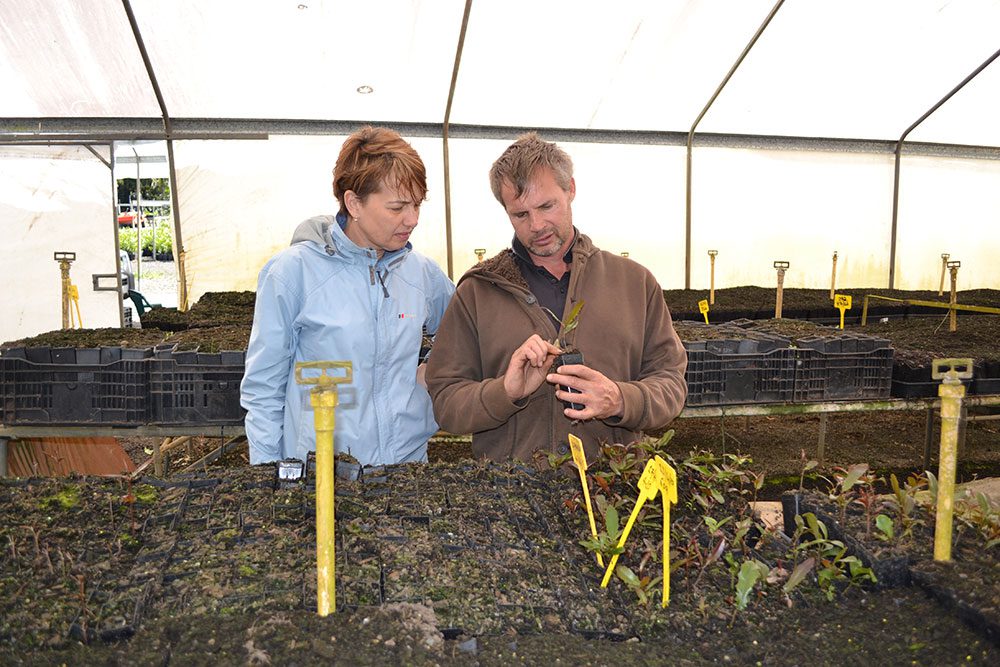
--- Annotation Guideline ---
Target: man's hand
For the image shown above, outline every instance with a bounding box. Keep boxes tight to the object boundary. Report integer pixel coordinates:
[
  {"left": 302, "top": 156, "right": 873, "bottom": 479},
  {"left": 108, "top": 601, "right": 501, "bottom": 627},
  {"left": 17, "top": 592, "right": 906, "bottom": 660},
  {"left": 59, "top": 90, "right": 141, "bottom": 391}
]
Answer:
[
  {"left": 547, "top": 363, "right": 624, "bottom": 421},
  {"left": 503, "top": 334, "right": 563, "bottom": 402}
]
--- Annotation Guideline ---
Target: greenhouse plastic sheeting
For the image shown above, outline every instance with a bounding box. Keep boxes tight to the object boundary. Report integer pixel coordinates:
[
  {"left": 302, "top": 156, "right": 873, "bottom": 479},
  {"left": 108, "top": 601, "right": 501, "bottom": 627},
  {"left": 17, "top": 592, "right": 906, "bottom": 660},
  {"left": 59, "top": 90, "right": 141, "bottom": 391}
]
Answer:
[{"left": 0, "top": 146, "right": 122, "bottom": 344}]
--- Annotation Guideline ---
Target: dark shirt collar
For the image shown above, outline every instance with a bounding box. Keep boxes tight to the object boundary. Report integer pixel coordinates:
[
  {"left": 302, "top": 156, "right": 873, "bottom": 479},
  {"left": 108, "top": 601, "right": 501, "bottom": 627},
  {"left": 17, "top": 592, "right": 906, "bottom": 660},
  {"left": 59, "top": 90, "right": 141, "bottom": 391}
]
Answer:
[{"left": 511, "top": 228, "right": 578, "bottom": 268}]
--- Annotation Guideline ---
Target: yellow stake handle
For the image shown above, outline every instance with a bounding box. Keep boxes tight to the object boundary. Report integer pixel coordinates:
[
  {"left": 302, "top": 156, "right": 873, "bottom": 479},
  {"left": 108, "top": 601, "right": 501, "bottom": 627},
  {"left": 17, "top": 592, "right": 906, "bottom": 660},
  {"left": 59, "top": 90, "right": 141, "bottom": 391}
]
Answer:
[
  {"left": 933, "top": 359, "right": 971, "bottom": 561},
  {"left": 568, "top": 434, "right": 602, "bottom": 567},
  {"left": 295, "top": 361, "right": 352, "bottom": 617}
]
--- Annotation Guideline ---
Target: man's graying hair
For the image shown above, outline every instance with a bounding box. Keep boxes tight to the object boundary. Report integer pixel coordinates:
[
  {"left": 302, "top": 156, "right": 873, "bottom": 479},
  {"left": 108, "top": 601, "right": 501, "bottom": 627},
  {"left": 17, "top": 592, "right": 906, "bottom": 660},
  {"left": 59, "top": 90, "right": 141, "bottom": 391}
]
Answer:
[{"left": 489, "top": 133, "right": 574, "bottom": 205}]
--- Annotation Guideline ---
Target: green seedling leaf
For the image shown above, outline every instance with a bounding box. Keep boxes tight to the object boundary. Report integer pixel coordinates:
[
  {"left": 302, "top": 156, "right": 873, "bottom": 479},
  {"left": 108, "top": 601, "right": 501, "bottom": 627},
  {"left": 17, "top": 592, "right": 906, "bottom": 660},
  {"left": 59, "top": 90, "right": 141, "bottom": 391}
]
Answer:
[
  {"left": 615, "top": 564, "right": 641, "bottom": 588},
  {"left": 976, "top": 491, "right": 992, "bottom": 514},
  {"left": 875, "top": 514, "right": 894, "bottom": 541},
  {"left": 783, "top": 557, "right": 815, "bottom": 593},
  {"left": 605, "top": 504, "right": 620, "bottom": 537},
  {"left": 735, "top": 560, "right": 768, "bottom": 610},
  {"left": 703, "top": 515, "right": 732, "bottom": 534},
  {"left": 804, "top": 513, "right": 826, "bottom": 540},
  {"left": 840, "top": 463, "right": 869, "bottom": 492},
  {"left": 804, "top": 460, "right": 819, "bottom": 471},
  {"left": 559, "top": 300, "right": 585, "bottom": 340}
]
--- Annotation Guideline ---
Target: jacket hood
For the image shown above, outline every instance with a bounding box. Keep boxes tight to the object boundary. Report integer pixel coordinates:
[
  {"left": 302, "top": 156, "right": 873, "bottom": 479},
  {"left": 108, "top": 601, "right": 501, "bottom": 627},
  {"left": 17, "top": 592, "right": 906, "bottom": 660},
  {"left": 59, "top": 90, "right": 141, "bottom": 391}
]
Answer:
[
  {"left": 461, "top": 230, "right": 596, "bottom": 290},
  {"left": 289, "top": 213, "right": 411, "bottom": 265},
  {"left": 290, "top": 214, "right": 337, "bottom": 248}
]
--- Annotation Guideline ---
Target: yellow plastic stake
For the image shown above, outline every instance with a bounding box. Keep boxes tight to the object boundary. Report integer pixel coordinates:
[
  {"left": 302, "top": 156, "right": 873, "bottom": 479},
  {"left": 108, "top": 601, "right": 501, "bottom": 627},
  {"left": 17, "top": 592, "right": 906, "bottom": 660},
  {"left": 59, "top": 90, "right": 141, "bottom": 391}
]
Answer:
[
  {"left": 68, "top": 284, "right": 83, "bottom": 329},
  {"left": 938, "top": 253, "right": 950, "bottom": 296},
  {"left": 601, "top": 459, "right": 659, "bottom": 588},
  {"left": 568, "top": 434, "right": 603, "bottom": 567},
  {"left": 932, "top": 358, "right": 972, "bottom": 561},
  {"left": 698, "top": 299, "right": 710, "bottom": 324},
  {"left": 830, "top": 251, "right": 838, "bottom": 301},
  {"left": 773, "top": 261, "right": 789, "bottom": 319},
  {"left": 653, "top": 456, "right": 677, "bottom": 607},
  {"left": 947, "top": 260, "right": 960, "bottom": 332},
  {"left": 54, "top": 251, "right": 76, "bottom": 330},
  {"left": 833, "top": 294, "right": 851, "bottom": 330},
  {"left": 295, "top": 360, "right": 353, "bottom": 616},
  {"left": 707, "top": 250, "right": 718, "bottom": 305}
]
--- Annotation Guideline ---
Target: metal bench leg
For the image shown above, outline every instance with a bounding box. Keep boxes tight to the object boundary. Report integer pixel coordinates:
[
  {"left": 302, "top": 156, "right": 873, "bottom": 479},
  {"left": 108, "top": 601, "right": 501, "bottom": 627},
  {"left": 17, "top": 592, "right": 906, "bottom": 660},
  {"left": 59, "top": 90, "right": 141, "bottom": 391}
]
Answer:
[{"left": 923, "top": 407, "right": 935, "bottom": 470}]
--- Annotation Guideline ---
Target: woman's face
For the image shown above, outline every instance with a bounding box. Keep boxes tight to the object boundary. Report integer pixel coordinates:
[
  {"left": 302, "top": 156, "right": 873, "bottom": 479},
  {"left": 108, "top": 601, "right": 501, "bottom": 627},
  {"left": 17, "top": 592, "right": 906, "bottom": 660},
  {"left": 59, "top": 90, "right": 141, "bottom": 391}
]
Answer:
[{"left": 344, "top": 181, "right": 421, "bottom": 256}]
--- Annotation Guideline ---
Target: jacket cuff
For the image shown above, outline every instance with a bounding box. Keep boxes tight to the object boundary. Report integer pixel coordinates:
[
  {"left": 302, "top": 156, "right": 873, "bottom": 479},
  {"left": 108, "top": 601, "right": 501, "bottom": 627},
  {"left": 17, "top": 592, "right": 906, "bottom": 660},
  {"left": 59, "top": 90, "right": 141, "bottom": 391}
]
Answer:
[
  {"left": 604, "top": 381, "right": 644, "bottom": 429},
  {"left": 481, "top": 377, "right": 525, "bottom": 423}
]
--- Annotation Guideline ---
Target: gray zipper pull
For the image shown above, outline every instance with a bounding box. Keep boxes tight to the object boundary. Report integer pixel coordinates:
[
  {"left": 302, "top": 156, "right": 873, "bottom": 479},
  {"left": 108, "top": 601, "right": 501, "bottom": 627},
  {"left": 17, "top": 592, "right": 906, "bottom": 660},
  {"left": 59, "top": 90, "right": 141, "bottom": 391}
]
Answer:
[{"left": 369, "top": 265, "right": 376, "bottom": 286}]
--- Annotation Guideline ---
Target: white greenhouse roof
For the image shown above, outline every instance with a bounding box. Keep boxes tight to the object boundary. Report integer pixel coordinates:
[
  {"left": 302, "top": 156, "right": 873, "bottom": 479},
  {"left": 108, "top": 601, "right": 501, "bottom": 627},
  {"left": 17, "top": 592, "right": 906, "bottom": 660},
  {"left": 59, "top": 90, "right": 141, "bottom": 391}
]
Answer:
[{"left": 1, "top": 0, "right": 998, "bottom": 144}]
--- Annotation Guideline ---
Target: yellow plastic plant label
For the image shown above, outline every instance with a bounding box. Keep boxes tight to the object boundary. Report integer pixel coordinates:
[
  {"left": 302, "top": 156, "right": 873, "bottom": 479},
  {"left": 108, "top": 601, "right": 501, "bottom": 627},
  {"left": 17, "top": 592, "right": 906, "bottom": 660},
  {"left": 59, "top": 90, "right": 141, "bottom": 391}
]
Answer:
[
  {"left": 654, "top": 456, "right": 677, "bottom": 504},
  {"left": 601, "top": 459, "right": 659, "bottom": 588},
  {"left": 698, "top": 299, "right": 710, "bottom": 324},
  {"left": 569, "top": 434, "right": 603, "bottom": 567},
  {"left": 834, "top": 293, "right": 852, "bottom": 329},
  {"left": 654, "top": 456, "right": 678, "bottom": 606}
]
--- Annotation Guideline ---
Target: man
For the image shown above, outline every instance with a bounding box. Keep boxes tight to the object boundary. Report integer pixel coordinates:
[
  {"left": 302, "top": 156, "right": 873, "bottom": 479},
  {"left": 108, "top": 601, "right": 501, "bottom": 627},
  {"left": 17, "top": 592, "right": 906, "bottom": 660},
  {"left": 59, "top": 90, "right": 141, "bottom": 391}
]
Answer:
[{"left": 425, "top": 133, "right": 687, "bottom": 462}]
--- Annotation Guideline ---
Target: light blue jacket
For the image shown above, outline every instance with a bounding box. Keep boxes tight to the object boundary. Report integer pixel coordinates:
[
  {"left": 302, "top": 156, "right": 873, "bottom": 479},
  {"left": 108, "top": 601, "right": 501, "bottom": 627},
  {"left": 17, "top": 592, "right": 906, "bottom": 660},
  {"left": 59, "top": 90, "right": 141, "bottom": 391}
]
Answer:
[{"left": 240, "top": 214, "right": 455, "bottom": 466}]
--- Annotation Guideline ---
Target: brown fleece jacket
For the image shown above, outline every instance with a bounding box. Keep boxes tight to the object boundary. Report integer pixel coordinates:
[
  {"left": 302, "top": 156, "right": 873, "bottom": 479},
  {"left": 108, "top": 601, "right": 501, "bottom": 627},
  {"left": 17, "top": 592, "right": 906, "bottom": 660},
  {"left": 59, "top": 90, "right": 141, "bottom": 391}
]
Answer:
[{"left": 425, "top": 232, "right": 687, "bottom": 463}]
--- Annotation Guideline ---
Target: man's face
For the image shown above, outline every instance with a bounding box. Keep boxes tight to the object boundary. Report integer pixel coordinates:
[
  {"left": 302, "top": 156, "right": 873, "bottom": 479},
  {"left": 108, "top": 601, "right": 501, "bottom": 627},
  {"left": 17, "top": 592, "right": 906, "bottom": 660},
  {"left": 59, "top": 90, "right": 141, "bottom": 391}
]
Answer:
[{"left": 499, "top": 167, "right": 575, "bottom": 260}]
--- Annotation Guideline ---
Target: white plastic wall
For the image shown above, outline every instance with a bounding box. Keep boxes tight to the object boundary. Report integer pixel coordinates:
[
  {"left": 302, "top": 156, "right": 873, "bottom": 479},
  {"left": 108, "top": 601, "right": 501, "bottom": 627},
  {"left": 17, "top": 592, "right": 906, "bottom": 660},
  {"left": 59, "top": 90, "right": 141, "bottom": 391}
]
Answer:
[{"left": 0, "top": 146, "right": 121, "bottom": 344}]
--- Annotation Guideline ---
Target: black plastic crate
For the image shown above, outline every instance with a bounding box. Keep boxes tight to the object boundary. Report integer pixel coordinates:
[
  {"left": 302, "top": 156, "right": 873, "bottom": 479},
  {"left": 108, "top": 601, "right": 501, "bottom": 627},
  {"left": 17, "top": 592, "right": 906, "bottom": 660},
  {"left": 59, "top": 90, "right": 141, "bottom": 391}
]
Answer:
[
  {"left": 150, "top": 349, "right": 246, "bottom": 424},
  {"left": 0, "top": 346, "right": 152, "bottom": 424},
  {"left": 684, "top": 345, "right": 797, "bottom": 406},
  {"left": 793, "top": 335, "right": 894, "bottom": 401}
]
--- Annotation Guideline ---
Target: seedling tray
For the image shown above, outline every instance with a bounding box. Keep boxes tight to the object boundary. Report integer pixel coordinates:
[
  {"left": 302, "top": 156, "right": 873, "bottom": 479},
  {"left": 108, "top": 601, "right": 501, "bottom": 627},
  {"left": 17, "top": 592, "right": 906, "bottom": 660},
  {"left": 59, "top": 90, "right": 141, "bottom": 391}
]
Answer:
[
  {"left": 0, "top": 346, "right": 152, "bottom": 424},
  {"left": 150, "top": 348, "right": 246, "bottom": 424},
  {"left": 684, "top": 341, "right": 797, "bottom": 406},
  {"left": 793, "top": 335, "right": 894, "bottom": 401}
]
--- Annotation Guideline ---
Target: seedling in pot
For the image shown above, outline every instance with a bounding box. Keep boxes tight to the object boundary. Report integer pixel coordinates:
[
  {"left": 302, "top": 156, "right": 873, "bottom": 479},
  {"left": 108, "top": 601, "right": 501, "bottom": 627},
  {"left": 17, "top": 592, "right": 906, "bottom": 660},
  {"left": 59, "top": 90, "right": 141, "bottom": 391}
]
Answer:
[{"left": 544, "top": 300, "right": 586, "bottom": 411}]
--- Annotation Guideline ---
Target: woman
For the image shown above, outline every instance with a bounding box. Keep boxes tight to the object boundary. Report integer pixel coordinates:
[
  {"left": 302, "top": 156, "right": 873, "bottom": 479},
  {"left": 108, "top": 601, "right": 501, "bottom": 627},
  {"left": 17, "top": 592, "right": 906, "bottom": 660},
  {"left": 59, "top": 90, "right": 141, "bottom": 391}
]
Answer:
[{"left": 241, "top": 127, "right": 455, "bottom": 466}]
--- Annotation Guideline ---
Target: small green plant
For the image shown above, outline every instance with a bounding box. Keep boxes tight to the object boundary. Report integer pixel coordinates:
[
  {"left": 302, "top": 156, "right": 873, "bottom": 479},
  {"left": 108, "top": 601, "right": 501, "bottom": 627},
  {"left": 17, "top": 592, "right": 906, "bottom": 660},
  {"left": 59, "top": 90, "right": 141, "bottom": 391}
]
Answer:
[
  {"left": 789, "top": 512, "right": 876, "bottom": 601},
  {"left": 874, "top": 514, "right": 894, "bottom": 542},
  {"left": 826, "top": 463, "right": 871, "bottom": 526},
  {"left": 119, "top": 219, "right": 173, "bottom": 258},
  {"left": 543, "top": 300, "right": 584, "bottom": 349},
  {"left": 852, "top": 481, "right": 885, "bottom": 540},
  {"left": 734, "top": 559, "right": 769, "bottom": 610},
  {"left": 883, "top": 472, "right": 927, "bottom": 541},
  {"left": 954, "top": 490, "right": 1000, "bottom": 548},
  {"left": 579, "top": 504, "right": 625, "bottom": 562},
  {"left": 613, "top": 564, "right": 662, "bottom": 606},
  {"left": 798, "top": 448, "right": 818, "bottom": 493}
]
